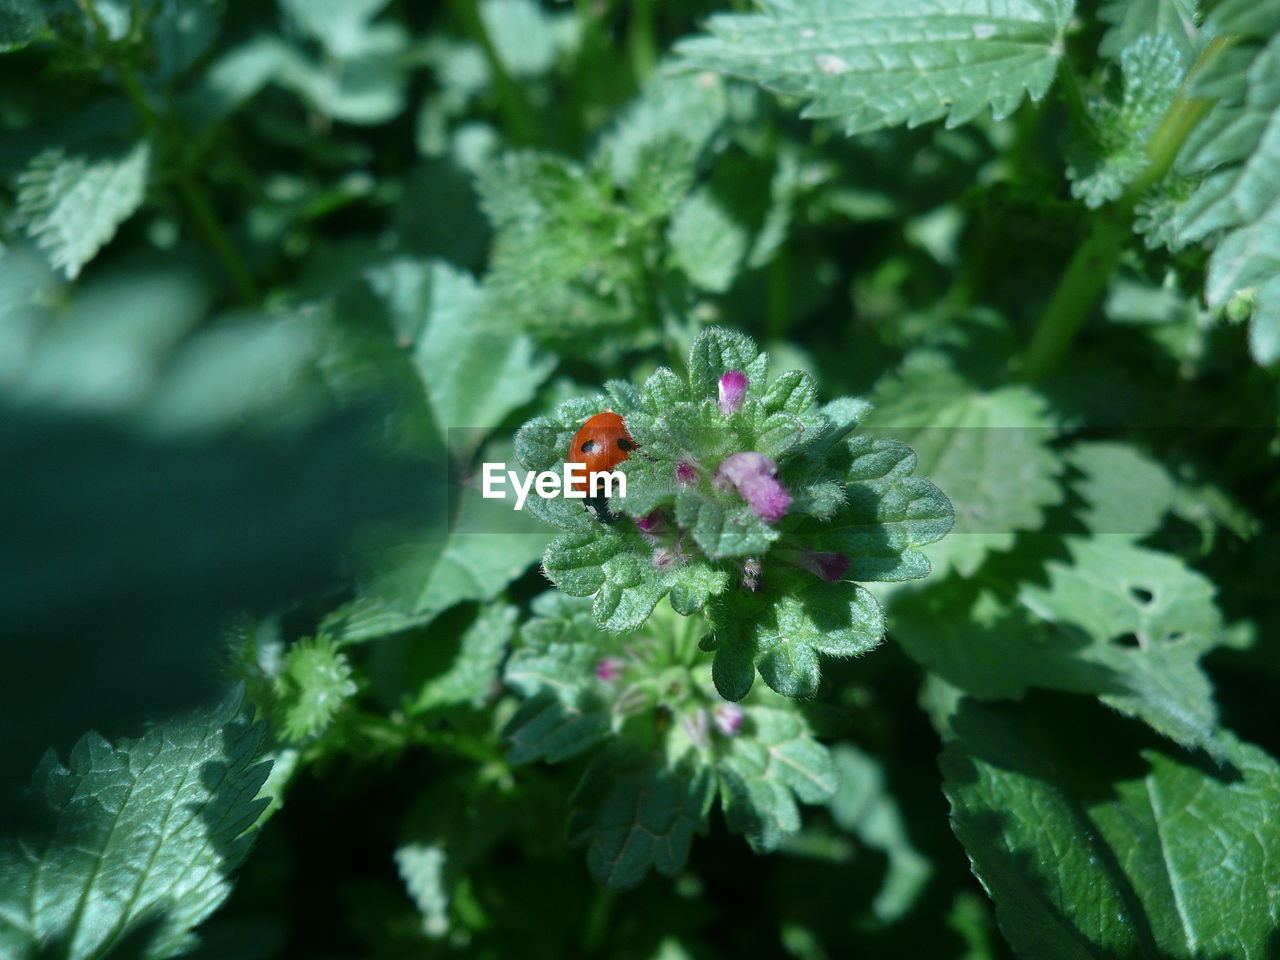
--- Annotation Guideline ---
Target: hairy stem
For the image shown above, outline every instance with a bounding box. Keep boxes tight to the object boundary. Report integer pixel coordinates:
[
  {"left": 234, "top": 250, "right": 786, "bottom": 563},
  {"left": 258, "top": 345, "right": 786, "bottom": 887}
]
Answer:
[{"left": 1021, "top": 35, "right": 1237, "bottom": 381}]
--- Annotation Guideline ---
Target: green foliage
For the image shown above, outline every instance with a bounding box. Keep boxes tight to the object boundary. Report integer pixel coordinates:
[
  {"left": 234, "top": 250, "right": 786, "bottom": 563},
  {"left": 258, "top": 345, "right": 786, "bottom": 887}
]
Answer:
[
  {"left": 517, "top": 327, "right": 953, "bottom": 700},
  {"left": 0, "top": 690, "right": 271, "bottom": 960},
  {"left": 4, "top": 2, "right": 1280, "bottom": 958},
  {"left": 678, "top": 0, "right": 1072, "bottom": 135},
  {"left": 943, "top": 696, "right": 1280, "bottom": 960}
]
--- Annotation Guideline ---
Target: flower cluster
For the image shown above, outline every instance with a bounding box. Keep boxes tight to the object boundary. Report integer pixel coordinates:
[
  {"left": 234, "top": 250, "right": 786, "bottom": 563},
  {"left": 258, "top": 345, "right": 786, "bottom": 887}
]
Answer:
[{"left": 514, "top": 328, "right": 953, "bottom": 701}]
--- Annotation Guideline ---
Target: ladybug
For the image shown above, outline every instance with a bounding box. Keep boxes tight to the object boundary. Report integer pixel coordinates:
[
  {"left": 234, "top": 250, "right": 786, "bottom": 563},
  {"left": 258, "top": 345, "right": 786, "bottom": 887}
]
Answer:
[{"left": 567, "top": 411, "right": 636, "bottom": 522}]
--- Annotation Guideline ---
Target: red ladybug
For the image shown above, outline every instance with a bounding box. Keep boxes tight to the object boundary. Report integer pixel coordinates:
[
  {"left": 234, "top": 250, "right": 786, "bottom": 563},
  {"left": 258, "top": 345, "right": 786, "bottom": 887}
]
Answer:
[{"left": 567, "top": 412, "right": 635, "bottom": 523}]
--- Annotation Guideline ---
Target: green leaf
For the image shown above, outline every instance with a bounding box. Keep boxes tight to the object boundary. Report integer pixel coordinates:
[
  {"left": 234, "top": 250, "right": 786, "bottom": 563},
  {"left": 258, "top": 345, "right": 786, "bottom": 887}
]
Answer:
[
  {"left": 280, "top": 0, "right": 389, "bottom": 55},
  {"left": 274, "top": 636, "right": 357, "bottom": 742},
  {"left": 686, "top": 326, "right": 767, "bottom": 401},
  {"left": 0, "top": 0, "right": 44, "bottom": 52},
  {"left": 479, "top": 0, "right": 576, "bottom": 79},
  {"left": 895, "top": 536, "right": 1227, "bottom": 752},
  {"left": 942, "top": 695, "right": 1280, "bottom": 960},
  {"left": 678, "top": 0, "right": 1072, "bottom": 136},
  {"left": 1068, "top": 35, "right": 1186, "bottom": 208},
  {"left": 827, "top": 745, "right": 931, "bottom": 923},
  {"left": 1174, "top": 34, "right": 1280, "bottom": 365},
  {"left": 17, "top": 144, "right": 151, "bottom": 280},
  {"left": 719, "top": 704, "right": 836, "bottom": 852},
  {"left": 1098, "top": 0, "right": 1200, "bottom": 62},
  {"left": 569, "top": 745, "right": 714, "bottom": 890},
  {"left": 1065, "top": 440, "right": 1176, "bottom": 537},
  {"left": 862, "top": 349, "right": 1061, "bottom": 576},
  {"left": 668, "top": 185, "right": 749, "bottom": 292},
  {"left": 369, "top": 259, "right": 554, "bottom": 442},
  {"left": 408, "top": 603, "right": 517, "bottom": 714},
  {"left": 0, "top": 689, "right": 271, "bottom": 960},
  {"left": 676, "top": 489, "right": 778, "bottom": 559}
]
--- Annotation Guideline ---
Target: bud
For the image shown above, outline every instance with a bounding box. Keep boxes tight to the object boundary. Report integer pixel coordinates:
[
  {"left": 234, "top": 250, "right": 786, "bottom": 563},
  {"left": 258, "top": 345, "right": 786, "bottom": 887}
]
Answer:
[
  {"left": 714, "top": 702, "right": 744, "bottom": 737},
  {"left": 635, "top": 509, "right": 667, "bottom": 535},
  {"left": 797, "top": 551, "right": 850, "bottom": 583},
  {"left": 595, "top": 657, "right": 624, "bottom": 682},
  {"left": 717, "top": 369, "right": 749, "bottom": 415},
  {"left": 675, "top": 460, "right": 699, "bottom": 487},
  {"left": 714, "top": 452, "right": 791, "bottom": 523}
]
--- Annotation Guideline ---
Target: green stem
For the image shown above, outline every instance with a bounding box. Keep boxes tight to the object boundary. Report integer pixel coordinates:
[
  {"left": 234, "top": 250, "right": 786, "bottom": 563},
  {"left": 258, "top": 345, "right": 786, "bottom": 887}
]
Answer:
[
  {"left": 581, "top": 884, "right": 616, "bottom": 956},
  {"left": 1020, "top": 34, "right": 1237, "bottom": 381},
  {"left": 450, "top": 0, "right": 537, "bottom": 145},
  {"left": 1057, "top": 53, "right": 1093, "bottom": 141},
  {"left": 628, "top": 0, "right": 657, "bottom": 84},
  {"left": 77, "top": 0, "right": 259, "bottom": 302}
]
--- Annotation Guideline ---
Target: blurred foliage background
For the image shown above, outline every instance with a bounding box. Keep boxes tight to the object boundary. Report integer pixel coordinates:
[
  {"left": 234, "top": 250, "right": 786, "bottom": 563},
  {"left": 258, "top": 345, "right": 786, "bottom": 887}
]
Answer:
[{"left": 1, "top": 0, "right": 1278, "bottom": 958}]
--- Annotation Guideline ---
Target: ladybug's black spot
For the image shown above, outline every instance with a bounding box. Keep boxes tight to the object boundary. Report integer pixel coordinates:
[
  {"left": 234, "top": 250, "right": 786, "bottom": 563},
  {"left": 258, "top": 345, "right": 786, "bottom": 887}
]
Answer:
[
  {"left": 581, "top": 439, "right": 599, "bottom": 454},
  {"left": 617, "top": 438, "right": 636, "bottom": 452}
]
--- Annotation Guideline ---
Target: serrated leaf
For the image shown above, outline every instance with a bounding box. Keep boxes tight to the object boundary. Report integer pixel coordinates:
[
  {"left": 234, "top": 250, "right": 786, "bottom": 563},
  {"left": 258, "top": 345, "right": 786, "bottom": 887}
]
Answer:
[
  {"left": 676, "top": 489, "right": 779, "bottom": 559},
  {"left": 1066, "top": 440, "right": 1176, "bottom": 537},
  {"left": 719, "top": 704, "right": 836, "bottom": 852},
  {"left": 678, "top": 0, "right": 1072, "bottom": 136},
  {"left": 569, "top": 746, "right": 714, "bottom": 890},
  {"left": 1174, "top": 34, "right": 1280, "bottom": 365},
  {"left": 0, "top": 0, "right": 44, "bottom": 51},
  {"left": 668, "top": 186, "right": 749, "bottom": 293},
  {"left": 274, "top": 636, "right": 357, "bottom": 742},
  {"left": 17, "top": 143, "right": 151, "bottom": 280},
  {"left": 479, "top": 0, "right": 574, "bottom": 79},
  {"left": 942, "top": 696, "right": 1280, "bottom": 960},
  {"left": 1098, "top": 0, "right": 1200, "bottom": 62},
  {"left": 0, "top": 689, "right": 271, "bottom": 960},
  {"left": 895, "top": 536, "right": 1227, "bottom": 752},
  {"left": 862, "top": 349, "right": 1060, "bottom": 576},
  {"left": 686, "top": 326, "right": 767, "bottom": 401},
  {"left": 408, "top": 603, "right": 516, "bottom": 714},
  {"left": 1068, "top": 35, "right": 1186, "bottom": 208}
]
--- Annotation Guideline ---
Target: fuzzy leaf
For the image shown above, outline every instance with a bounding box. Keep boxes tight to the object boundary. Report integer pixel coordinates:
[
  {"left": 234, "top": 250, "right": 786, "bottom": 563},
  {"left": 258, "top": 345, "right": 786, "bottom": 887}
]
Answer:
[
  {"left": 0, "top": 0, "right": 44, "bottom": 51},
  {"left": 1174, "top": 34, "right": 1280, "bottom": 365},
  {"left": 17, "top": 144, "right": 151, "bottom": 280},
  {"left": 668, "top": 186, "right": 749, "bottom": 292},
  {"left": 0, "top": 690, "right": 271, "bottom": 960},
  {"left": 942, "top": 696, "right": 1280, "bottom": 960},
  {"left": 679, "top": 0, "right": 1072, "bottom": 136},
  {"left": 274, "top": 636, "right": 357, "bottom": 742},
  {"left": 408, "top": 603, "right": 516, "bottom": 714},
  {"left": 1098, "top": 0, "right": 1200, "bottom": 62},
  {"left": 719, "top": 705, "right": 836, "bottom": 852},
  {"left": 863, "top": 349, "right": 1060, "bottom": 576},
  {"left": 1066, "top": 440, "right": 1176, "bottom": 537}
]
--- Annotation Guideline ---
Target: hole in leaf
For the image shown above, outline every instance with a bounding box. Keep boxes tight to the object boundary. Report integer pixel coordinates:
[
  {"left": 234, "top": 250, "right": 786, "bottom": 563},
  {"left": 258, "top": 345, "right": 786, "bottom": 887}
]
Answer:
[
  {"left": 1129, "top": 586, "right": 1154, "bottom": 606},
  {"left": 1111, "top": 633, "right": 1141, "bottom": 648}
]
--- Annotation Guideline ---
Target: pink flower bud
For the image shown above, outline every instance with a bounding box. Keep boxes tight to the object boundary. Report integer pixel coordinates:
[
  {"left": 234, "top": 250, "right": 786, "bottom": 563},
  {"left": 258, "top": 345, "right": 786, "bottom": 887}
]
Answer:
[
  {"left": 675, "top": 460, "right": 698, "bottom": 487},
  {"left": 718, "top": 369, "right": 749, "bottom": 415},
  {"left": 635, "top": 510, "right": 667, "bottom": 535},
  {"left": 714, "top": 702, "right": 744, "bottom": 736},
  {"left": 797, "top": 551, "right": 850, "bottom": 583},
  {"left": 714, "top": 452, "right": 791, "bottom": 523},
  {"left": 595, "top": 658, "right": 624, "bottom": 682}
]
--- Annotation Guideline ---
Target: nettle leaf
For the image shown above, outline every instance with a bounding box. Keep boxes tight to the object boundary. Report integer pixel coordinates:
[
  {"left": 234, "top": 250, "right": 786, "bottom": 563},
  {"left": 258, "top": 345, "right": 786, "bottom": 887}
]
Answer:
[
  {"left": 1019, "top": 536, "right": 1224, "bottom": 751},
  {"left": 274, "top": 636, "right": 357, "bottom": 742},
  {"left": 1098, "top": 0, "right": 1200, "bottom": 62},
  {"left": 942, "top": 696, "right": 1280, "bottom": 960},
  {"left": 1068, "top": 35, "right": 1186, "bottom": 208},
  {"left": 719, "top": 704, "right": 837, "bottom": 852},
  {"left": 0, "top": 0, "right": 44, "bottom": 52},
  {"left": 0, "top": 689, "right": 271, "bottom": 960},
  {"left": 863, "top": 348, "right": 1061, "bottom": 577},
  {"left": 1173, "top": 32, "right": 1280, "bottom": 364},
  {"left": 678, "top": 0, "right": 1072, "bottom": 136},
  {"left": 668, "top": 185, "right": 750, "bottom": 292},
  {"left": 1066, "top": 440, "right": 1176, "bottom": 538},
  {"left": 896, "top": 536, "right": 1227, "bottom": 752},
  {"left": 364, "top": 258, "right": 554, "bottom": 443},
  {"left": 408, "top": 603, "right": 517, "bottom": 714},
  {"left": 569, "top": 744, "right": 715, "bottom": 890},
  {"left": 16, "top": 143, "right": 151, "bottom": 280}
]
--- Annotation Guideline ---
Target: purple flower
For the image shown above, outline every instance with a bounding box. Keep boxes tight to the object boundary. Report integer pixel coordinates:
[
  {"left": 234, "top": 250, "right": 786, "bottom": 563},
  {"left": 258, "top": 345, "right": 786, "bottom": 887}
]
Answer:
[
  {"left": 635, "top": 510, "right": 667, "bottom": 535},
  {"left": 718, "top": 370, "right": 749, "bottom": 415},
  {"left": 714, "top": 702, "right": 744, "bottom": 737},
  {"left": 714, "top": 452, "right": 791, "bottom": 523},
  {"left": 595, "top": 658, "right": 624, "bottom": 682},
  {"left": 797, "top": 551, "right": 850, "bottom": 583},
  {"left": 675, "top": 460, "right": 699, "bottom": 487}
]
